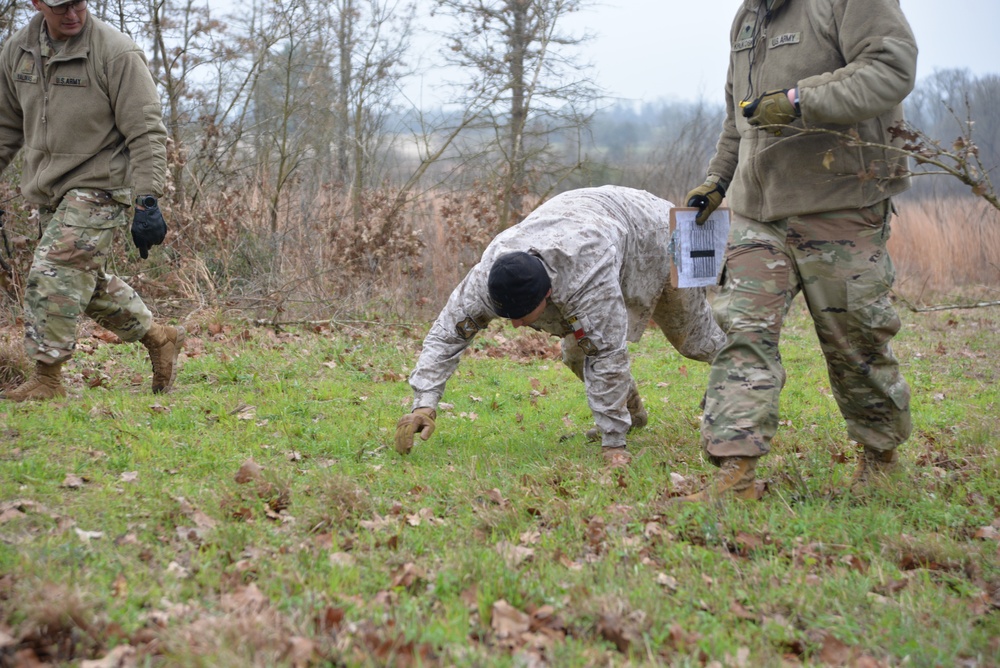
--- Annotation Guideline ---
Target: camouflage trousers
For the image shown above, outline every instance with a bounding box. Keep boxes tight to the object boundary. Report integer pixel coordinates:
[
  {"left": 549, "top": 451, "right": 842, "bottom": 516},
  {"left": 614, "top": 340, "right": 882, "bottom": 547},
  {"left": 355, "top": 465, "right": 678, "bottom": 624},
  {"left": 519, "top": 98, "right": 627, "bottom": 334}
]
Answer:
[
  {"left": 24, "top": 189, "right": 152, "bottom": 363},
  {"left": 701, "top": 201, "right": 911, "bottom": 461}
]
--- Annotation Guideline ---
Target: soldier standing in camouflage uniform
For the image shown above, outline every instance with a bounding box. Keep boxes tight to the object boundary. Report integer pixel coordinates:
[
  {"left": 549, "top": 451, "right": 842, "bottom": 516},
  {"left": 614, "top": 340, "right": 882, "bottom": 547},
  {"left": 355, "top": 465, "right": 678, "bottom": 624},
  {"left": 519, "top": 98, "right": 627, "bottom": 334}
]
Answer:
[
  {"left": 394, "top": 186, "right": 726, "bottom": 466},
  {"left": 0, "top": 0, "right": 184, "bottom": 401},
  {"left": 683, "top": 0, "right": 917, "bottom": 499}
]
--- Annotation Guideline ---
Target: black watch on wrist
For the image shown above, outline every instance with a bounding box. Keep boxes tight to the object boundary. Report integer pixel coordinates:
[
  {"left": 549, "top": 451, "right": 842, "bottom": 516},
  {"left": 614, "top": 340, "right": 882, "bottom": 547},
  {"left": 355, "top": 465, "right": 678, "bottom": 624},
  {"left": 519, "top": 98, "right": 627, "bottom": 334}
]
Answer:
[{"left": 135, "top": 194, "right": 157, "bottom": 209}]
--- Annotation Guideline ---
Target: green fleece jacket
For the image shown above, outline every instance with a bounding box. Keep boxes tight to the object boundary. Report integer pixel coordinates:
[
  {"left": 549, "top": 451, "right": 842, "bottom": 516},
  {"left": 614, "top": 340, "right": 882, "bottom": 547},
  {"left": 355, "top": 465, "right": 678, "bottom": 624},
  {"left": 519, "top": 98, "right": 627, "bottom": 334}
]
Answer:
[
  {"left": 0, "top": 13, "right": 167, "bottom": 208},
  {"left": 706, "top": 0, "right": 918, "bottom": 222}
]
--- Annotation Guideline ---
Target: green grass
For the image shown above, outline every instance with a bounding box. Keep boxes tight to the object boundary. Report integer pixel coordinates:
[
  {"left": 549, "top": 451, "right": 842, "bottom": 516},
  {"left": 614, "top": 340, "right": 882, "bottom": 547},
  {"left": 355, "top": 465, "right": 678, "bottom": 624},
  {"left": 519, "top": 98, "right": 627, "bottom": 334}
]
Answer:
[{"left": 1, "top": 300, "right": 998, "bottom": 666}]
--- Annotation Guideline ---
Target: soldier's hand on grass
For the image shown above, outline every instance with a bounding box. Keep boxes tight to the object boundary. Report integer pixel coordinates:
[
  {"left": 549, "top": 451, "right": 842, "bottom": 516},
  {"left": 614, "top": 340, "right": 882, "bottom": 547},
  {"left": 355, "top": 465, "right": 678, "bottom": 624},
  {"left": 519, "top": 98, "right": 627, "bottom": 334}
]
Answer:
[
  {"left": 685, "top": 177, "right": 726, "bottom": 224},
  {"left": 394, "top": 407, "right": 436, "bottom": 454}
]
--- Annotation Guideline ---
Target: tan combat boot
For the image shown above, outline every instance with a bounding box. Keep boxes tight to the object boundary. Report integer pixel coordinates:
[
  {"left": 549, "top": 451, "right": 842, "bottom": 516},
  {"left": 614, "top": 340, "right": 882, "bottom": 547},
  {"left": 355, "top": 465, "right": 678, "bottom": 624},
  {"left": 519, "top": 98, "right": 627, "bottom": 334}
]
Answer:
[
  {"left": 601, "top": 446, "right": 631, "bottom": 468},
  {"left": 586, "top": 387, "right": 648, "bottom": 441},
  {"left": 140, "top": 323, "right": 185, "bottom": 394},
  {"left": 679, "top": 456, "right": 759, "bottom": 502},
  {"left": 626, "top": 387, "right": 648, "bottom": 430},
  {"left": 850, "top": 447, "right": 899, "bottom": 494},
  {"left": 4, "top": 361, "right": 67, "bottom": 402}
]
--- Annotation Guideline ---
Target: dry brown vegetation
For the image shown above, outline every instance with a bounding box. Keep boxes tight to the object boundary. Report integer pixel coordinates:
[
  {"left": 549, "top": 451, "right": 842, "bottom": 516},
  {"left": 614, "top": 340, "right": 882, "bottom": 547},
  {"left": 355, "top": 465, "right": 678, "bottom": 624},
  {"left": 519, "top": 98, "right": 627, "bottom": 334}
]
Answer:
[
  {"left": 889, "top": 196, "right": 1000, "bottom": 303},
  {"left": 1, "top": 180, "right": 996, "bottom": 334}
]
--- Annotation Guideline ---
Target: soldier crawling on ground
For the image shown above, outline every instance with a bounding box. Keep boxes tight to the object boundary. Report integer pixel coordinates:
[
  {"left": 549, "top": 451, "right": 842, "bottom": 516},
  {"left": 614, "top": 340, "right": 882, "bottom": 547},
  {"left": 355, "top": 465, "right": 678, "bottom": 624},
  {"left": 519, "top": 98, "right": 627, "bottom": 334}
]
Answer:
[{"left": 394, "top": 185, "right": 726, "bottom": 467}]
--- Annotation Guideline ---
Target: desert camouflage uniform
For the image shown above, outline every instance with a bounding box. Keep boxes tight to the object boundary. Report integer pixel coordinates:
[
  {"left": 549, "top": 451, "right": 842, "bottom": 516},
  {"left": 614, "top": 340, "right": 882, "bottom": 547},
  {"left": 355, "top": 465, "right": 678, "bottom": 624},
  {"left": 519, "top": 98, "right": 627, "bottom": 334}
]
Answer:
[
  {"left": 408, "top": 186, "right": 726, "bottom": 448},
  {"left": 25, "top": 188, "right": 152, "bottom": 363}
]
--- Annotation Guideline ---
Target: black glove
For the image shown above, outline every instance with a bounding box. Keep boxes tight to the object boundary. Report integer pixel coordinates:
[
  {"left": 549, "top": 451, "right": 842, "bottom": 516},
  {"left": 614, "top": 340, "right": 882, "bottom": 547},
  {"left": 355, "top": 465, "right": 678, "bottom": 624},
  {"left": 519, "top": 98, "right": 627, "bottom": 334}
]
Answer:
[{"left": 131, "top": 204, "right": 167, "bottom": 259}]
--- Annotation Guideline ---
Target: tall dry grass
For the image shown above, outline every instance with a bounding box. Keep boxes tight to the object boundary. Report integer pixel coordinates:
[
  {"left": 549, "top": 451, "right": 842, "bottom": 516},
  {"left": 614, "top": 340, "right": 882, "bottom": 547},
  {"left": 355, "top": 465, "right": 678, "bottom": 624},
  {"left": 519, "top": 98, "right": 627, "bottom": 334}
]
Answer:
[
  {"left": 889, "top": 195, "right": 1000, "bottom": 303},
  {"left": 1, "top": 177, "right": 996, "bottom": 329}
]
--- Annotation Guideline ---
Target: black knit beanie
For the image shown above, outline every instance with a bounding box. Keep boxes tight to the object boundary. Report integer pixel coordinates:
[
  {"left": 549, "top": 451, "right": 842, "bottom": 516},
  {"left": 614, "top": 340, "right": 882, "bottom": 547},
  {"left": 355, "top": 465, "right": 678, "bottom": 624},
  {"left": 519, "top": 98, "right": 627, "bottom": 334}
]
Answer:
[{"left": 487, "top": 252, "right": 551, "bottom": 319}]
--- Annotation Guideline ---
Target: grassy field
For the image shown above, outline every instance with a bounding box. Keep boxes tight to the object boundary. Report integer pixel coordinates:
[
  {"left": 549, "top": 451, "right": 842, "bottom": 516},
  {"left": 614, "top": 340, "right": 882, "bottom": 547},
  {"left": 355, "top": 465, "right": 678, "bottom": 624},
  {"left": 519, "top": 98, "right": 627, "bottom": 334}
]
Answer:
[{"left": 0, "top": 299, "right": 998, "bottom": 667}]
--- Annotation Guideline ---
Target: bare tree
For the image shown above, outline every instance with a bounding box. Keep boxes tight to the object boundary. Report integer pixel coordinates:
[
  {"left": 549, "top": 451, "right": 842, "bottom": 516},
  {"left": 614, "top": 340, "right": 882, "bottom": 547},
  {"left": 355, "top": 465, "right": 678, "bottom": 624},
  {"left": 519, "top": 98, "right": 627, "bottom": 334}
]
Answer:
[
  {"left": 0, "top": 0, "right": 29, "bottom": 39},
  {"left": 433, "top": 0, "right": 600, "bottom": 226},
  {"left": 145, "top": 0, "right": 226, "bottom": 206},
  {"left": 327, "top": 0, "right": 415, "bottom": 223},
  {"left": 247, "top": 0, "right": 334, "bottom": 235}
]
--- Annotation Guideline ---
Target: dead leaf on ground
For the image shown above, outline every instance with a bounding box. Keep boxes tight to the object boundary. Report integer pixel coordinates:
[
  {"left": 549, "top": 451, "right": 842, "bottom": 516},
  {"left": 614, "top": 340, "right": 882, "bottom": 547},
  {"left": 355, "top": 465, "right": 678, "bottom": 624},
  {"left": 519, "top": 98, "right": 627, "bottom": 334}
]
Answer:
[
  {"left": 329, "top": 552, "right": 356, "bottom": 567},
  {"left": 974, "top": 525, "right": 1000, "bottom": 540},
  {"left": 554, "top": 549, "right": 583, "bottom": 571},
  {"left": 79, "top": 644, "right": 135, "bottom": 668},
  {"left": 808, "top": 629, "right": 854, "bottom": 666},
  {"left": 74, "top": 528, "right": 104, "bottom": 542},
  {"left": 220, "top": 583, "right": 269, "bottom": 614},
  {"left": 359, "top": 514, "right": 397, "bottom": 532},
  {"left": 492, "top": 599, "right": 531, "bottom": 640},
  {"left": 0, "top": 508, "right": 25, "bottom": 524},
  {"left": 174, "top": 497, "right": 217, "bottom": 529},
  {"left": 520, "top": 530, "right": 541, "bottom": 545},
  {"left": 597, "top": 614, "right": 640, "bottom": 654},
  {"left": 460, "top": 586, "right": 478, "bottom": 610},
  {"left": 111, "top": 573, "right": 128, "bottom": 599},
  {"left": 496, "top": 541, "right": 535, "bottom": 568},
  {"left": 485, "top": 488, "right": 508, "bottom": 507},
  {"left": 61, "top": 473, "right": 86, "bottom": 489},
  {"left": 389, "top": 563, "right": 426, "bottom": 590},
  {"left": 235, "top": 459, "right": 264, "bottom": 484},
  {"left": 405, "top": 507, "right": 442, "bottom": 526},
  {"left": 729, "top": 601, "right": 758, "bottom": 622},
  {"left": 585, "top": 516, "right": 607, "bottom": 554}
]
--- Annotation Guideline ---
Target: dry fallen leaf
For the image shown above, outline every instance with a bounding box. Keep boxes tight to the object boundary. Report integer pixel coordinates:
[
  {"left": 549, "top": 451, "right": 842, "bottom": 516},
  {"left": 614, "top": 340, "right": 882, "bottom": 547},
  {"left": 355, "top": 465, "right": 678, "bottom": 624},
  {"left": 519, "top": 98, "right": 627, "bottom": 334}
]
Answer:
[
  {"left": 496, "top": 541, "right": 535, "bottom": 568},
  {"left": 656, "top": 573, "right": 679, "bottom": 591},
  {"left": 492, "top": 599, "right": 531, "bottom": 639},
  {"left": 390, "top": 563, "right": 426, "bottom": 590},
  {"left": 112, "top": 572, "right": 128, "bottom": 598},
  {"left": 329, "top": 552, "right": 356, "bottom": 567},
  {"left": 974, "top": 525, "right": 1000, "bottom": 540},
  {"left": 519, "top": 530, "right": 541, "bottom": 545},
  {"left": 0, "top": 508, "right": 25, "bottom": 524},
  {"left": 235, "top": 459, "right": 264, "bottom": 484},
  {"left": 74, "top": 528, "right": 104, "bottom": 542},
  {"left": 80, "top": 645, "right": 136, "bottom": 668},
  {"left": 61, "top": 474, "right": 86, "bottom": 489},
  {"left": 485, "top": 488, "right": 508, "bottom": 507}
]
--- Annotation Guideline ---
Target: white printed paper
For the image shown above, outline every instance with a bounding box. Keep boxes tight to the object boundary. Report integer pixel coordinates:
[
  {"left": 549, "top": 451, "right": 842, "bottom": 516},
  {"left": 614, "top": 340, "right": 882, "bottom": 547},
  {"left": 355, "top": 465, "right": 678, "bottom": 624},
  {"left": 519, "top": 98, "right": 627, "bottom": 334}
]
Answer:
[{"left": 669, "top": 208, "right": 730, "bottom": 288}]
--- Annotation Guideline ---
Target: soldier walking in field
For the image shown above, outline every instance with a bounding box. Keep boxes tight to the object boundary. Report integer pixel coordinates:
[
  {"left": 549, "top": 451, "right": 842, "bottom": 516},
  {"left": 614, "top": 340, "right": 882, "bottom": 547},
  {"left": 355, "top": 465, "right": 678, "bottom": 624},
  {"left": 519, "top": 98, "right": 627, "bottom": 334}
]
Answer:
[
  {"left": 0, "top": 0, "right": 184, "bottom": 401},
  {"left": 394, "top": 185, "right": 726, "bottom": 465},
  {"left": 682, "top": 0, "right": 917, "bottom": 500}
]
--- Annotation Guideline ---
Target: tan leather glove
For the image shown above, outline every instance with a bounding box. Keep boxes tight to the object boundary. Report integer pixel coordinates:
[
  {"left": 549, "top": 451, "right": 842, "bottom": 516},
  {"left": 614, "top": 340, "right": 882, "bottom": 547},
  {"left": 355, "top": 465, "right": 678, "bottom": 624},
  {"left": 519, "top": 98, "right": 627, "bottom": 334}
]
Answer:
[
  {"left": 685, "top": 176, "right": 726, "bottom": 224},
  {"left": 394, "top": 407, "right": 437, "bottom": 454},
  {"left": 743, "top": 89, "right": 798, "bottom": 132}
]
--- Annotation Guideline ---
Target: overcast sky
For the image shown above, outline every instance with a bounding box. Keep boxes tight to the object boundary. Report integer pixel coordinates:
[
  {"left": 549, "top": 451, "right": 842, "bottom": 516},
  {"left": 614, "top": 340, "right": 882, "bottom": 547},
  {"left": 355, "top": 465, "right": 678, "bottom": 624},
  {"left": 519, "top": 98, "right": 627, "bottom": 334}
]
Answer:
[{"left": 402, "top": 0, "right": 1000, "bottom": 106}]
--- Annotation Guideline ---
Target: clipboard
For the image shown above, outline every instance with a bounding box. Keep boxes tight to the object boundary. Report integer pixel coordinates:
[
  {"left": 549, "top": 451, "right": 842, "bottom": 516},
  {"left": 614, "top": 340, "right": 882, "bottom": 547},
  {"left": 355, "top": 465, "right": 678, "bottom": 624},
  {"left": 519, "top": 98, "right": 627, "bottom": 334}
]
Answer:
[{"left": 669, "top": 207, "right": 730, "bottom": 288}]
